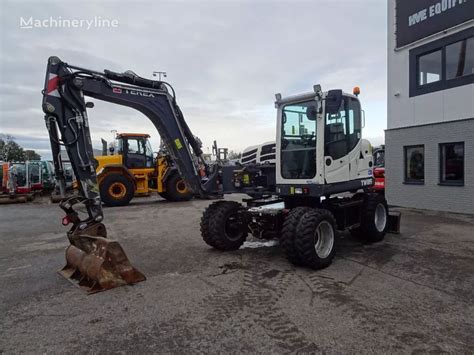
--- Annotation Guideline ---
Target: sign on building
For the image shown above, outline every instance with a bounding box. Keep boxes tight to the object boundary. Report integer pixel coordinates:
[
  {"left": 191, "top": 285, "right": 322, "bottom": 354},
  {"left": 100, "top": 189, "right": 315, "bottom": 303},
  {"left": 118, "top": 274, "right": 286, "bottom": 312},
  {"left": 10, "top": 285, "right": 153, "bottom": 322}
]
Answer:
[{"left": 396, "top": 0, "right": 474, "bottom": 48}]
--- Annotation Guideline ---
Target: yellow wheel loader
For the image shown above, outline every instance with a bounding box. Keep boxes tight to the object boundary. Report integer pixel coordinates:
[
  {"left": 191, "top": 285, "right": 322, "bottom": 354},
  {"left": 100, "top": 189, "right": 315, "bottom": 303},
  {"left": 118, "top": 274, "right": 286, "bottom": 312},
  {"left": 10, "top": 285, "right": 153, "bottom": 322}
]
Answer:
[{"left": 95, "top": 133, "right": 193, "bottom": 206}]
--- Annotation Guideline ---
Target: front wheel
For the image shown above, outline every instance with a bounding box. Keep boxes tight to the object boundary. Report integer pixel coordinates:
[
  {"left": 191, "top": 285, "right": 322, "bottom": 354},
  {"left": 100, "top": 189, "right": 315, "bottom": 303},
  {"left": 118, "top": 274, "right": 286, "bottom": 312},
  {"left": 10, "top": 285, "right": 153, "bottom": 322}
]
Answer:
[
  {"left": 100, "top": 173, "right": 135, "bottom": 207},
  {"left": 295, "top": 209, "right": 337, "bottom": 270},
  {"left": 200, "top": 201, "right": 248, "bottom": 251}
]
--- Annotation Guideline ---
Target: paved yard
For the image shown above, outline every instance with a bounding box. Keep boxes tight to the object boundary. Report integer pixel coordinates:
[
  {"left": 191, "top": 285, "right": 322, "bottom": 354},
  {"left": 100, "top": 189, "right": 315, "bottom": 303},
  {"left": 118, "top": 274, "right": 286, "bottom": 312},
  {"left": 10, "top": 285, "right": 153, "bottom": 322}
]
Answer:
[{"left": 1, "top": 195, "right": 473, "bottom": 353}]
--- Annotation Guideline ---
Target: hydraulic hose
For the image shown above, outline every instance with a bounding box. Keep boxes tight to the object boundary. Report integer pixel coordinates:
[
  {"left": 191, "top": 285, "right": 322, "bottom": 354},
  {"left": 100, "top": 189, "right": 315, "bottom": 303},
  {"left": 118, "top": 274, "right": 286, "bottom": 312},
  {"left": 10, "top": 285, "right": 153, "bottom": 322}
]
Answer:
[{"left": 104, "top": 69, "right": 163, "bottom": 89}]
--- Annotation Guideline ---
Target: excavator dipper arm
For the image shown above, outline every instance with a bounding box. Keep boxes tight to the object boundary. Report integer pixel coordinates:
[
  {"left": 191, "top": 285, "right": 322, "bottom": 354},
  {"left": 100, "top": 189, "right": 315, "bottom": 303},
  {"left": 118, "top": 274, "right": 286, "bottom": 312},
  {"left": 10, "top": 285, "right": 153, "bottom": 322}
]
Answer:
[{"left": 41, "top": 56, "right": 218, "bottom": 293}]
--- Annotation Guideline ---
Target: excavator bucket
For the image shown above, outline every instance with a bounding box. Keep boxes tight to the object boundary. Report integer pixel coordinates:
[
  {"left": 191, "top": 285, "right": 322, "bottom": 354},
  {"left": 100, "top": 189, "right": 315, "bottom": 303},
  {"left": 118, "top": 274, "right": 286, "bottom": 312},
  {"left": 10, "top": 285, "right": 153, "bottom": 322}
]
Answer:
[{"left": 59, "top": 224, "right": 145, "bottom": 294}]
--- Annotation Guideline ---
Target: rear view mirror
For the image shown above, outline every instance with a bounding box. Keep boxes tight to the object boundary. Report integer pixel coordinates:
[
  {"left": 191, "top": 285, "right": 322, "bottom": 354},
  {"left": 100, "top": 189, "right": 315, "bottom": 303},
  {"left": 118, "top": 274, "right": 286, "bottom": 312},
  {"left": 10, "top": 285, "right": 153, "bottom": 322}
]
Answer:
[
  {"left": 325, "top": 90, "right": 343, "bottom": 114},
  {"left": 306, "top": 105, "right": 317, "bottom": 121}
]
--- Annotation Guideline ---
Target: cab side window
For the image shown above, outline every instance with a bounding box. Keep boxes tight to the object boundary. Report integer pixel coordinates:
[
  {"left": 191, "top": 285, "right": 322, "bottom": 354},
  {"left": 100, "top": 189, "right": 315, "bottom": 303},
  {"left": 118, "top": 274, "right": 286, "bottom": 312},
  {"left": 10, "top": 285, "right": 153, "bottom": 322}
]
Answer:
[{"left": 325, "top": 97, "right": 361, "bottom": 160}]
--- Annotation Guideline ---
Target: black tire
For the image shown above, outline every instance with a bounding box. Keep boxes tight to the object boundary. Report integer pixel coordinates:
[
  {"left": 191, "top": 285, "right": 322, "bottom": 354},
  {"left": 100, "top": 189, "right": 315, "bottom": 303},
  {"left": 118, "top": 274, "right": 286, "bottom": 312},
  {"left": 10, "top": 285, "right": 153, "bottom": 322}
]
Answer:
[
  {"left": 158, "top": 191, "right": 169, "bottom": 200},
  {"left": 352, "top": 193, "right": 388, "bottom": 243},
  {"left": 164, "top": 171, "right": 193, "bottom": 202},
  {"left": 100, "top": 173, "right": 134, "bottom": 207},
  {"left": 280, "top": 207, "right": 313, "bottom": 265},
  {"left": 295, "top": 209, "right": 337, "bottom": 270},
  {"left": 200, "top": 200, "right": 226, "bottom": 245},
  {"left": 200, "top": 201, "right": 247, "bottom": 251}
]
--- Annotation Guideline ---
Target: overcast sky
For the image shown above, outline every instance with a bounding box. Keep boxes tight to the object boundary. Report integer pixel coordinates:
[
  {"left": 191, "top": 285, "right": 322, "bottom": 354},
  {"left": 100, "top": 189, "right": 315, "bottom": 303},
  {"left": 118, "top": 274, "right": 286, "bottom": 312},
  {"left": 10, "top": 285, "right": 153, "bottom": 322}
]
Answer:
[{"left": 0, "top": 0, "right": 387, "bottom": 160}]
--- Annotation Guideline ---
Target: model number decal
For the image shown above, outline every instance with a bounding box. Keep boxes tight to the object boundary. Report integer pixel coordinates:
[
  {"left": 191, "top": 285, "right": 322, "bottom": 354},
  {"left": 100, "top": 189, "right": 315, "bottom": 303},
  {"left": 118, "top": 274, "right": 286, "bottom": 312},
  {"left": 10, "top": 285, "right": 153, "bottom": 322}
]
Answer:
[{"left": 360, "top": 178, "right": 373, "bottom": 186}]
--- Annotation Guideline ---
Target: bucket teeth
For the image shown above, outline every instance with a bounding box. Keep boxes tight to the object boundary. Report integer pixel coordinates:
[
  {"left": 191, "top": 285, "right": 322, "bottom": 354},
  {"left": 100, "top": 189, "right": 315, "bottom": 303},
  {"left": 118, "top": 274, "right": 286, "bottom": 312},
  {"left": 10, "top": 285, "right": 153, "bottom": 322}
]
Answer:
[{"left": 59, "top": 236, "right": 146, "bottom": 294}]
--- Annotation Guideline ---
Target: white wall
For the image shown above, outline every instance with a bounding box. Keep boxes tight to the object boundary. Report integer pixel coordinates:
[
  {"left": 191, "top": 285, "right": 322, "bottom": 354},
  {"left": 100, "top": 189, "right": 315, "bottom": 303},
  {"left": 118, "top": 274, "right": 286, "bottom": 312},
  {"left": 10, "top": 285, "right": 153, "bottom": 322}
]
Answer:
[{"left": 387, "top": 0, "right": 474, "bottom": 130}]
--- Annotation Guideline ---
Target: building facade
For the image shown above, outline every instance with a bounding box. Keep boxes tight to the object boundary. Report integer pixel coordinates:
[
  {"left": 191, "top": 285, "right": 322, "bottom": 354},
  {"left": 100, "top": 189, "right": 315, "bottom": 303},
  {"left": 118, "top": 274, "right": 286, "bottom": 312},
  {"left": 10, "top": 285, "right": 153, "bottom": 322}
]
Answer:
[{"left": 386, "top": 0, "right": 474, "bottom": 214}]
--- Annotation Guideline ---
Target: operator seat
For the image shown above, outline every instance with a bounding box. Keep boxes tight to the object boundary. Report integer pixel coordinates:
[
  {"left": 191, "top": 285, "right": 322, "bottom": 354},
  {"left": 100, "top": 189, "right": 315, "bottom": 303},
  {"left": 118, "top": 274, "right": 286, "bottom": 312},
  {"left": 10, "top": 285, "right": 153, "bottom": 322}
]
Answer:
[{"left": 326, "top": 123, "right": 346, "bottom": 159}]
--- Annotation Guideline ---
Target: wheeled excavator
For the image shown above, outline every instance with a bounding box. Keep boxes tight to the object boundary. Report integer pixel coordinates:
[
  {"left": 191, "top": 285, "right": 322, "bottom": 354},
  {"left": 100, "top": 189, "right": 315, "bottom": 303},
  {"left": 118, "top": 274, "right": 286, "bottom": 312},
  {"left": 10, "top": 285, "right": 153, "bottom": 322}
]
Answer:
[{"left": 42, "top": 56, "right": 399, "bottom": 294}]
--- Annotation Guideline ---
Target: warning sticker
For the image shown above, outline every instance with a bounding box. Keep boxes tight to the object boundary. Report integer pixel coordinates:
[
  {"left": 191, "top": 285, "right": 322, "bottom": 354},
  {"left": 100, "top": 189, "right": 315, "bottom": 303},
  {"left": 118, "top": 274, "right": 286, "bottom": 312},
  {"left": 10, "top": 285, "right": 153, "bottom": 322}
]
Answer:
[{"left": 174, "top": 138, "right": 183, "bottom": 149}]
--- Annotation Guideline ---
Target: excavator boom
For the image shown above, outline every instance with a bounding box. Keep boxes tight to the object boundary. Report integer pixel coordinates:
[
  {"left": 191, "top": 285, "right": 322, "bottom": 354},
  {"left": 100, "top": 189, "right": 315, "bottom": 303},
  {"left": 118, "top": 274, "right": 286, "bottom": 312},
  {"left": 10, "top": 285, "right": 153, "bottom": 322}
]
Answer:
[{"left": 42, "top": 56, "right": 218, "bottom": 292}]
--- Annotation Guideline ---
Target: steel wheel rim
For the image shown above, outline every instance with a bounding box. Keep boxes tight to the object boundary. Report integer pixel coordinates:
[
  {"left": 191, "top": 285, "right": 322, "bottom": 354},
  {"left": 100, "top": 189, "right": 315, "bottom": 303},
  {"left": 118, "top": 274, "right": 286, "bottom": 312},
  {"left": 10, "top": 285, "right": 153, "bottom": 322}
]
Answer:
[
  {"left": 176, "top": 179, "right": 188, "bottom": 194},
  {"left": 374, "top": 203, "right": 387, "bottom": 232},
  {"left": 225, "top": 214, "right": 242, "bottom": 241},
  {"left": 314, "top": 221, "right": 334, "bottom": 259},
  {"left": 109, "top": 182, "right": 126, "bottom": 199}
]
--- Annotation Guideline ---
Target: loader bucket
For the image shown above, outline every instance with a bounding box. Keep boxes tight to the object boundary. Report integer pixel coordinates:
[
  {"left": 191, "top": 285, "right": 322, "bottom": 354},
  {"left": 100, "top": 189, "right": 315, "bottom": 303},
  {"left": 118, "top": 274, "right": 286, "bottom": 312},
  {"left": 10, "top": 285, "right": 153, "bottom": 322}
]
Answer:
[{"left": 59, "top": 233, "right": 146, "bottom": 294}]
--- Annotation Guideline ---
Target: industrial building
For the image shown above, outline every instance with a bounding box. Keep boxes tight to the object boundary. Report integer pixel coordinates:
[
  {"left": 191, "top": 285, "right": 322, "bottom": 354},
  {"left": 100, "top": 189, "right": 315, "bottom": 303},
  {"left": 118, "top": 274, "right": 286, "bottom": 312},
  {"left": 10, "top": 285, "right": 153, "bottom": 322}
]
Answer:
[{"left": 386, "top": 0, "right": 474, "bottom": 213}]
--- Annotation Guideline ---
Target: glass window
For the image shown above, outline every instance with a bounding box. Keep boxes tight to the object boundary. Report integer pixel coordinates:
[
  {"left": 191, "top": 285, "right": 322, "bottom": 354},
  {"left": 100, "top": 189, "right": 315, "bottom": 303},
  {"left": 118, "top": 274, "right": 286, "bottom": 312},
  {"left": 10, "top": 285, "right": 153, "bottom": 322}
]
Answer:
[
  {"left": 29, "top": 164, "right": 40, "bottom": 184},
  {"left": 13, "top": 164, "right": 27, "bottom": 187},
  {"left": 418, "top": 50, "right": 442, "bottom": 85},
  {"left": 440, "top": 142, "right": 464, "bottom": 185},
  {"left": 374, "top": 149, "right": 385, "bottom": 168},
  {"left": 347, "top": 99, "right": 361, "bottom": 152},
  {"left": 41, "top": 162, "right": 48, "bottom": 175},
  {"left": 145, "top": 139, "right": 154, "bottom": 167},
  {"left": 410, "top": 29, "right": 474, "bottom": 97},
  {"left": 127, "top": 139, "right": 142, "bottom": 154},
  {"left": 405, "top": 145, "right": 424, "bottom": 183},
  {"left": 446, "top": 37, "right": 474, "bottom": 80},
  {"left": 325, "top": 97, "right": 361, "bottom": 160},
  {"left": 281, "top": 101, "right": 317, "bottom": 179}
]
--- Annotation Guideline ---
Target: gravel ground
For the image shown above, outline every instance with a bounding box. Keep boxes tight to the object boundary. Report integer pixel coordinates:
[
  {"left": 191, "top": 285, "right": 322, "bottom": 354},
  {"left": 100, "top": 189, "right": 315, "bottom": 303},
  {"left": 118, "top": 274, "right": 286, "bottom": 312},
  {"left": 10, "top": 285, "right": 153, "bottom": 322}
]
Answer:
[{"left": 1, "top": 194, "right": 473, "bottom": 353}]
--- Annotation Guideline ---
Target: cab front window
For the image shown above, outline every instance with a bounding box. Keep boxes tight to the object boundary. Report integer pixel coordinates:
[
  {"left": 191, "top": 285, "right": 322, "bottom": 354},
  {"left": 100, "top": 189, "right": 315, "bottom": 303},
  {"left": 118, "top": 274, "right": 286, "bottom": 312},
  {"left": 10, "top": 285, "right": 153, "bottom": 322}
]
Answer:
[{"left": 281, "top": 100, "right": 317, "bottom": 179}]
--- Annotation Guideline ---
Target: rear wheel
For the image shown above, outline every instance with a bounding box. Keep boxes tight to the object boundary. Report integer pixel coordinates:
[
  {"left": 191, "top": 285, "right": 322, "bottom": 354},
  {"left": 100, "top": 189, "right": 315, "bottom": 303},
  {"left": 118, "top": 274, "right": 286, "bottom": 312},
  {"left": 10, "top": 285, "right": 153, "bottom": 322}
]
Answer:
[
  {"left": 163, "top": 171, "right": 193, "bottom": 202},
  {"left": 351, "top": 193, "right": 388, "bottom": 243},
  {"left": 100, "top": 173, "right": 134, "bottom": 207},
  {"left": 200, "top": 201, "right": 247, "bottom": 251},
  {"left": 280, "top": 207, "right": 312, "bottom": 265},
  {"left": 295, "top": 209, "right": 337, "bottom": 270}
]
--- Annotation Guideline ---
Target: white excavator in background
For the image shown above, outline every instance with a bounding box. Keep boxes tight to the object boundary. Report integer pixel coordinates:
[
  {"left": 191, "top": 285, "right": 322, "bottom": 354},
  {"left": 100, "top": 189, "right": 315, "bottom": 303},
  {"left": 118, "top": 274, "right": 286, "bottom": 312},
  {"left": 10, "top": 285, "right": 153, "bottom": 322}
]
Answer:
[{"left": 240, "top": 141, "right": 276, "bottom": 165}]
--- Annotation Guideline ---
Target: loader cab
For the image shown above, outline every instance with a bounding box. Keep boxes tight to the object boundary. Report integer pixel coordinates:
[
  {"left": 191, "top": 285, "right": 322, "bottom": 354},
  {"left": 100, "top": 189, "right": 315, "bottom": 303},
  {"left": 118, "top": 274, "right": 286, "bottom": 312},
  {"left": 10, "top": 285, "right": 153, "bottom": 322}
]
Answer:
[
  {"left": 276, "top": 86, "right": 372, "bottom": 198},
  {"left": 117, "top": 133, "right": 154, "bottom": 169}
]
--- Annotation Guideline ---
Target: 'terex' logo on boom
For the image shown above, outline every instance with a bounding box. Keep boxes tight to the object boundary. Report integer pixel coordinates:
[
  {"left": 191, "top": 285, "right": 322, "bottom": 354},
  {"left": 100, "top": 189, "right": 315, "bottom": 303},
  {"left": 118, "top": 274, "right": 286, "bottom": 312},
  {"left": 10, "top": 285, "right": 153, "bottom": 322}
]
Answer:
[{"left": 112, "top": 87, "right": 155, "bottom": 97}]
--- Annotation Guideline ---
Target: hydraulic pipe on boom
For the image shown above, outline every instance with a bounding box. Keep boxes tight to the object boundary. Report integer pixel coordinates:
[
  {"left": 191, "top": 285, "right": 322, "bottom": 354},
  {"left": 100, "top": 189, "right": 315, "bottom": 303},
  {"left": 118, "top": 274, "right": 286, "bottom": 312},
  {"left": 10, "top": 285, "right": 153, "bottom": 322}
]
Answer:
[{"left": 42, "top": 56, "right": 219, "bottom": 293}]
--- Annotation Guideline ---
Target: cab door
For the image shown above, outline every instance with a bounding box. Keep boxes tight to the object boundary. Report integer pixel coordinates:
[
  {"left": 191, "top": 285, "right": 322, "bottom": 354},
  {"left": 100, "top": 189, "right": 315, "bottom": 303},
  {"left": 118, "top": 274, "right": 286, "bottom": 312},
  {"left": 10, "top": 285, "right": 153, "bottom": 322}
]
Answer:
[
  {"left": 123, "top": 137, "right": 147, "bottom": 169},
  {"left": 324, "top": 96, "right": 361, "bottom": 184},
  {"left": 324, "top": 103, "right": 350, "bottom": 183},
  {"left": 123, "top": 137, "right": 156, "bottom": 194}
]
